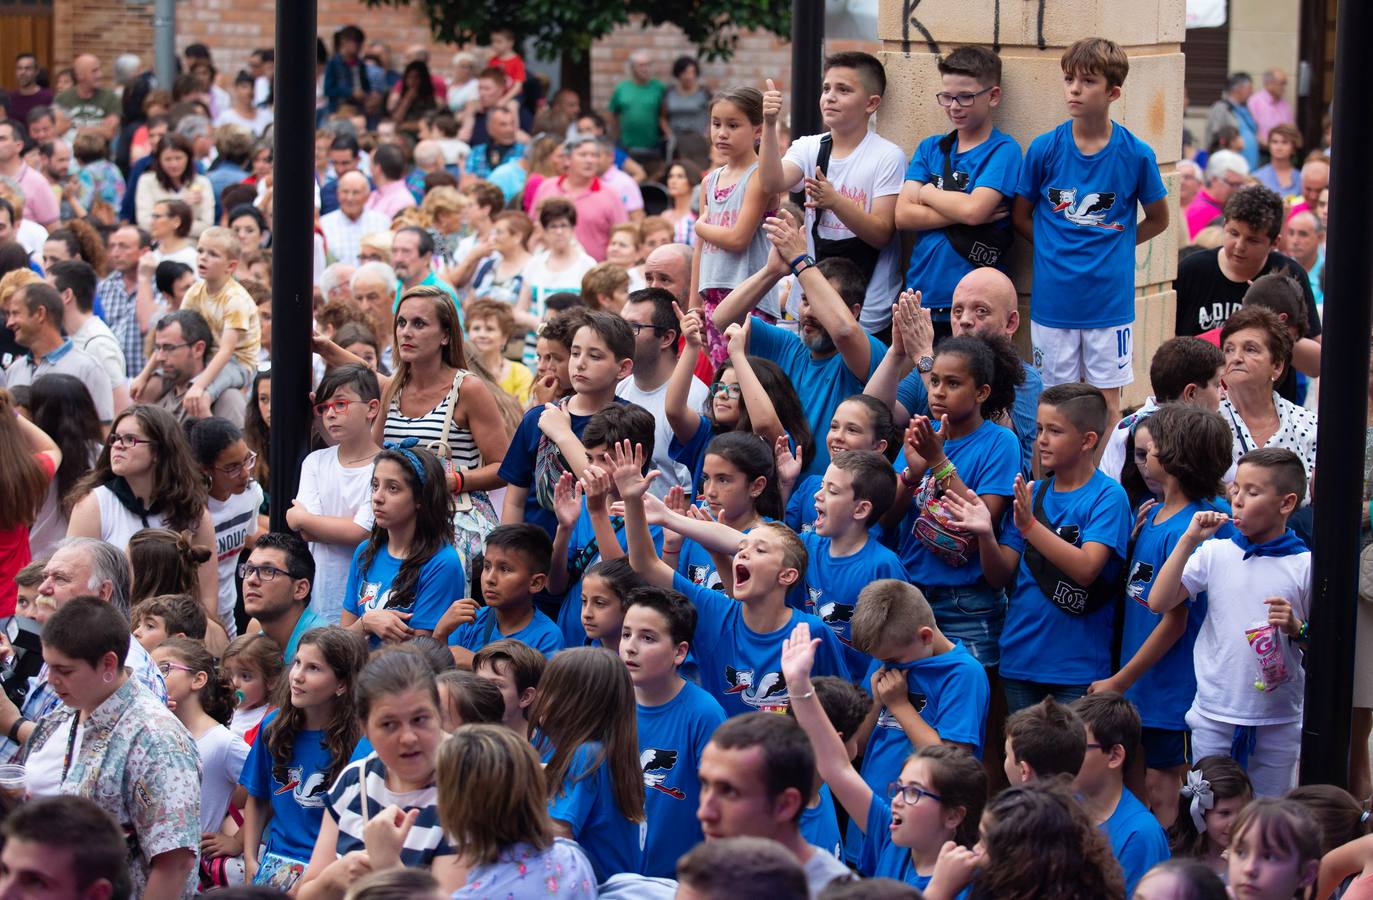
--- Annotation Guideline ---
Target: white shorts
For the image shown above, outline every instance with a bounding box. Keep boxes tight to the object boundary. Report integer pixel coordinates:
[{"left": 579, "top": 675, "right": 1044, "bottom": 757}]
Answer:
[{"left": 1032, "top": 322, "right": 1134, "bottom": 389}]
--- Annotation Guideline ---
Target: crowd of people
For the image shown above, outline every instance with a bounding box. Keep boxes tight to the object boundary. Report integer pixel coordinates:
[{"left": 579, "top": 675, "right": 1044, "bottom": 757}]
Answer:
[{"left": 0, "top": 22, "right": 1359, "bottom": 900}]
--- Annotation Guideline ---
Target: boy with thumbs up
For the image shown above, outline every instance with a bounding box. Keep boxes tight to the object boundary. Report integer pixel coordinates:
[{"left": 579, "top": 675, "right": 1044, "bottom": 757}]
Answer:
[{"left": 757, "top": 54, "right": 906, "bottom": 336}]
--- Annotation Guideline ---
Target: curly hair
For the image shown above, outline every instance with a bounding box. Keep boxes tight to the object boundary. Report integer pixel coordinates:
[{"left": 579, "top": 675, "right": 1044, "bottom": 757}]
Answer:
[
  {"left": 268, "top": 626, "right": 368, "bottom": 790},
  {"left": 973, "top": 779, "right": 1124, "bottom": 900},
  {"left": 1223, "top": 184, "right": 1285, "bottom": 241},
  {"left": 934, "top": 333, "right": 1025, "bottom": 423},
  {"left": 355, "top": 446, "right": 455, "bottom": 618}
]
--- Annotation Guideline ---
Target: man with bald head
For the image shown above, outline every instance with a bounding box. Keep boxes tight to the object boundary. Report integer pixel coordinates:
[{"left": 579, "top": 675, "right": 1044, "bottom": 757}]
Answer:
[
  {"left": 1248, "top": 68, "right": 1293, "bottom": 147},
  {"left": 53, "top": 54, "right": 120, "bottom": 141},
  {"left": 1282, "top": 209, "right": 1324, "bottom": 306},
  {"left": 320, "top": 170, "right": 389, "bottom": 267},
  {"left": 643, "top": 243, "right": 692, "bottom": 301},
  {"left": 1293, "top": 157, "right": 1329, "bottom": 218},
  {"left": 867, "top": 267, "right": 1042, "bottom": 474}
]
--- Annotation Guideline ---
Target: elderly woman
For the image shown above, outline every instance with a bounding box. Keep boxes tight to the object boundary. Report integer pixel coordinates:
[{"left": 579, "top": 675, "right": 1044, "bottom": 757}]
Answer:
[
  {"left": 316, "top": 285, "right": 510, "bottom": 573},
  {"left": 1218, "top": 304, "right": 1317, "bottom": 513},
  {"left": 19, "top": 597, "right": 200, "bottom": 898}
]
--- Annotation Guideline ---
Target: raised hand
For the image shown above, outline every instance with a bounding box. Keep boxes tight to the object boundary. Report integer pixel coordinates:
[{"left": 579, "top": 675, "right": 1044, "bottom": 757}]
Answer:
[
  {"left": 675, "top": 301, "right": 704, "bottom": 350},
  {"left": 538, "top": 402, "right": 573, "bottom": 441},
  {"left": 803, "top": 166, "right": 840, "bottom": 210},
  {"left": 872, "top": 667, "right": 911, "bottom": 710},
  {"left": 908, "top": 414, "right": 948, "bottom": 468},
  {"left": 664, "top": 484, "right": 690, "bottom": 517},
  {"left": 1185, "top": 509, "right": 1231, "bottom": 542},
  {"left": 894, "top": 289, "right": 934, "bottom": 360},
  {"left": 1012, "top": 474, "right": 1035, "bottom": 534},
  {"left": 434, "top": 598, "right": 480, "bottom": 637},
  {"left": 610, "top": 439, "right": 658, "bottom": 501},
  {"left": 927, "top": 840, "right": 983, "bottom": 899},
  {"left": 580, "top": 464, "right": 614, "bottom": 513},
  {"left": 724, "top": 318, "right": 751, "bottom": 359},
  {"left": 940, "top": 487, "right": 995, "bottom": 537},
  {"left": 762, "top": 209, "right": 808, "bottom": 263},
  {"left": 780, "top": 621, "right": 820, "bottom": 687},
  {"left": 531, "top": 374, "right": 561, "bottom": 406},
  {"left": 774, "top": 433, "right": 802, "bottom": 490},
  {"left": 552, "top": 471, "right": 582, "bottom": 530},
  {"left": 762, "top": 78, "right": 783, "bottom": 126}
]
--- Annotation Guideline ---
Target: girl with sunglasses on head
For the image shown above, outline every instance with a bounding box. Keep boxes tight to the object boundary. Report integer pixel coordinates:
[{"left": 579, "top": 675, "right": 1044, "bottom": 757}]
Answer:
[{"left": 187, "top": 417, "right": 265, "bottom": 640}]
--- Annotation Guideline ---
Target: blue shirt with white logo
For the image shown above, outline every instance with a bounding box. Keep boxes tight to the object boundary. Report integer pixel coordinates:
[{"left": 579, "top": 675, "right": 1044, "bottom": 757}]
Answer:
[
  {"left": 241, "top": 711, "right": 349, "bottom": 862},
  {"left": 342, "top": 541, "right": 465, "bottom": 648},
  {"left": 1015, "top": 120, "right": 1167, "bottom": 329},
  {"left": 798, "top": 530, "right": 906, "bottom": 681},
  {"left": 541, "top": 740, "right": 645, "bottom": 881}
]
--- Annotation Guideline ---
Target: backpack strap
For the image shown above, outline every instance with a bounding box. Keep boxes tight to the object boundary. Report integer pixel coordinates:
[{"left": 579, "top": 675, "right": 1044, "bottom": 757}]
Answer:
[
  {"left": 939, "top": 129, "right": 959, "bottom": 190},
  {"left": 809, "top": 134, "right": 834, "bottom": 249}
]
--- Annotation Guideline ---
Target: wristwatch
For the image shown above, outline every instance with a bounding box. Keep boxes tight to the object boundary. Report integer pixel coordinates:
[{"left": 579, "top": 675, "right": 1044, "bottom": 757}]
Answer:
[{"left": 916, "top": 355, "right": 934, "bottom": 374}]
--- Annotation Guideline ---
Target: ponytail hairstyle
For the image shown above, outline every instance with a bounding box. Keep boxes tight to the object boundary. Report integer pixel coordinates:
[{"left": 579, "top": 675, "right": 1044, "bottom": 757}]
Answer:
[
  {"left": 127, "top": 527, "right": 213, "bottom": 605},
  {"left": 268, "top": 626, "right": 368, "bottom": 790},
  {"left": 914, "top": 744, "right": 988, "bottom": 849},
  {"left": 1168, "top": 755, "right": 1254, "bottom": 859},
  {"left": 1284, "top": 784, "right": 1370, "bottom": 857},
  {"left": 707, "top": 356, "right": 814, "bottom": 470},
  {"left": 933, "top": 333, "right": 1025, "bottom": 422},
  {"left": 835, "top": 394, "right": 897, "bottom": 460},
  {"left": 710, "top": 85, "right": 765, "bottom": 126},
  {"left": 582, "top": 558, "right": 642, "bottom": 610},
  {"left": 158, "top": 636, "right": 234, "bottom": 724},
  {"left": 703, "top": 431, "right": 781, "bottom": 519},
  {"left": 436, "top": 670, "right": 505, "bottom": 727},
  {"left": 529, "top": 647, "right": 645, "bottom": 824},
  {"left": 356, "top": 444, "right": 455, "bottom": 616}
]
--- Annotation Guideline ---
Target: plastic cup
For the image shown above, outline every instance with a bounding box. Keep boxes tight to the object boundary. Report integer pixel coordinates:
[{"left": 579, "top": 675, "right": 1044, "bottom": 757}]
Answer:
[{"left": 0, "top": 764, "right": 25, "bottom": 791}]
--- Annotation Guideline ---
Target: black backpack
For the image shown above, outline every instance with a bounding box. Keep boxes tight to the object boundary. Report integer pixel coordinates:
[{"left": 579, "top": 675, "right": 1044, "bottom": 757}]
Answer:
[
  {"left": 937, "top": 129, "right": 1014, "bottom": 269},
  {"left": 1022, "top": 479, "right": 1126, "bottom": 617}
]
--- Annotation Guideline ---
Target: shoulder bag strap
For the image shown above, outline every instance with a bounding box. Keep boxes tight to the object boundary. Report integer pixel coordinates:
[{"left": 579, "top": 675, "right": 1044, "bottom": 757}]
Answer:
[
  {"left": 424, "top": 370, "right": 466, "bottom": 461},
  {"left": 809, "top": 134, "right": 834, "bottom": 248},
  {"left": 940, "top": 129, "right": 959, "bottom": 190}
]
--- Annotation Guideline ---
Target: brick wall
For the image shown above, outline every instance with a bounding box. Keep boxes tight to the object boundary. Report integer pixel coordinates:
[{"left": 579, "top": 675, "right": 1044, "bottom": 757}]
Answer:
[{"left": 48, "top": 4, "right": 876, "bottom": 118}]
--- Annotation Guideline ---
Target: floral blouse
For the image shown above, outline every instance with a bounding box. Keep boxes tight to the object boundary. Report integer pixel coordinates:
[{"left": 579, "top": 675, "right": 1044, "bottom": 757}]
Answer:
[{"left": 20, "top": 677, "right": 202, "bottom": 898}]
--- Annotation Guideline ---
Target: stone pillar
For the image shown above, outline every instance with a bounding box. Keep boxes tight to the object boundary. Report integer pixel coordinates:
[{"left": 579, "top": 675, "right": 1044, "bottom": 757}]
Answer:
[{"left": 875, "top": 0, "right": 1186, "bottom": 406}]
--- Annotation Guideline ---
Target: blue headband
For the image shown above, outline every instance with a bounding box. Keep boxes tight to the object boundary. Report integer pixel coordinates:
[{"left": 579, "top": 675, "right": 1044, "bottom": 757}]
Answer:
[{"left": 382, "top": 438, "right": 427, "bottom": 486}]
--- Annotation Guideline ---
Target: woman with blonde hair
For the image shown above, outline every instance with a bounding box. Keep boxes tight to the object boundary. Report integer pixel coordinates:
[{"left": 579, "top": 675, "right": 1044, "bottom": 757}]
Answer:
[{"left": 437, "top": 725, "right": 596, "bottom": 898}]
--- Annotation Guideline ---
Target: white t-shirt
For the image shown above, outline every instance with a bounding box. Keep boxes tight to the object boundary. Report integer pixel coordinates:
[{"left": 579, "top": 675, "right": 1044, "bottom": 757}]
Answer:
[
  {"left": 783, "top": 130, "right": 906, "bottom": 331},
  {"left": 615, "top": 375, "right": 709, "bottom": 496},
  {"left": 196, "top": 723, "right": 250, "bottom": 832},
  {"left": 1182, "top": 537, "right": 1311, "bottom": 726},
  {"left": 26, "top": 717, "right": 82, "bottom": 798},
  {"left": 71, "top": 315, "right": 127, "bottom": 384},
  {"left": 296, "top": 446, "right": 376, "bottom": 625},
  {"left": 215, "top": 106, "right": 274, "bottom": 137},
  {"left": 208, "top": 482, "right": 264, "bottom": 637},
  {"left": 230, "top": 704, "right": 269, "bottom": 741}
]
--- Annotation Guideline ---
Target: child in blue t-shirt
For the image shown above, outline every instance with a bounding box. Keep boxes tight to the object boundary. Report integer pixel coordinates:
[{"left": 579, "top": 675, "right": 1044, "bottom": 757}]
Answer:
[
  {"left": 530, "top": 646, "right": 646, "bottom": 882},
  {"left": 783, "top": 620, "right": 988, "bottom": 893},
  {"left": 794, "top": 449, "right": 904, "bottom": 680},
  {"left": 1089, "top": 404, "right": 1236, "bottom": 815},
  {"left": 497, "top": 310, "right": 635, "bottom": 536},
  {"left": 885, "top": 333, "right": 1024, "bottom": 668},
  {"left": 620, "top": 585, "right": 727, "bottom": 877},
  {"left": 1070, "top": 693, "right": 1171, "bottom": 896},
  {"left": 615, "top": 440, "right": 847, "bottom": 716},
  {"left": 779, "top": 394, "right": 894, "bottom": 535},
  {"left": 1011, "top": 37, "right": 1169, "bottom": 424},
  {"left": 436, "top": 524, "right": 564, "bottom": 665},
  {"left": 993, "top": 384, "right": 1132, "bottom": 711},
  {"left": 340, "top": 442, "right": 465, "bottom": 649},
  {"left": 846, "top": 579, "right": 990, "bottom": 869},
  {"left": 547, "top": 403, "right": 663, "bottom": 646},
  {"left": 786, "top": 675, "right": 874, "bottom": 862},
  {"left": 895, "top": 46, "right": 1021, "bottom": 337},
  {"left": 239, "top": 627, "right": 368, "bottom": 884}
]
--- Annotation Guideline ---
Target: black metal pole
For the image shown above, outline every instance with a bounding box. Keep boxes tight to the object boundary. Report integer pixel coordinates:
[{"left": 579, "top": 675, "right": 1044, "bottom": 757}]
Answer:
[
  {"left": 1299, "top": 0, "right": 1373, "bottom": 788},
  {"left": 790, "top": 0, "right": 824, "bottom": 139},
  {"left": 268, "top": 0, "right": 318, "bottom": 533}
]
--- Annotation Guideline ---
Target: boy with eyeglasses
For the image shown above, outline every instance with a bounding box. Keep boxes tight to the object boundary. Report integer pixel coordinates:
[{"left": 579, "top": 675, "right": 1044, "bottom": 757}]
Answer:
[
  {"left": 285, "top": 364, "right": 381, "bottom": 623},
  {"left": 895, "top": 46, "right": 1022, "bottom": 342}
]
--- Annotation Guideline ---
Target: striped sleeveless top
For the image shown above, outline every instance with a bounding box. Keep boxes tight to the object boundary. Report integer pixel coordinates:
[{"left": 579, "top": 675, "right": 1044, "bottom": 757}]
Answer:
[{"left": 382, "top": 370, "right": 483, "bottom": 471}]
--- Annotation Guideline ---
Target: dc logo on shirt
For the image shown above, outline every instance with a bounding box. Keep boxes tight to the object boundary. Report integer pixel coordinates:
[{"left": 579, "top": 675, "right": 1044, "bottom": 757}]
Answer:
[
  {"left": 1047, "top": 188, "right": 1124, "bottom": 230},
  {"left": 933, "top": 170, "right": 970, "bottom": 191},
  {"left": 687, "top": 565, "right": 724, "bottom": 592},
  {"left": 275, "top": 766, "right": 328, "bottom": 809},
  {"left": 724, "top": 666, "right": 788, "bottom": 711},
  {"left": 877, "top": 691, "right": 928, "bottom": 729},
  {"left": 640, "top": 748, "right": 686, "bottom": 799},
  {"left": 1126, "top": 561, "right": 1155, "bottom": 606},
  {"left": 1052, "top": 581, "right": 1089, "bottom": 614}
]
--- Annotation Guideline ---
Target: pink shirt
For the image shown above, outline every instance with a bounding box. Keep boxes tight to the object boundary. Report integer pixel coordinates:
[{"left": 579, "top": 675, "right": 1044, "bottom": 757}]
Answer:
[
  {"left": 1185, "top": 189, "right": 1225, "bottom": 239},
  {"left": 1248, "top": 90, "right": 1293, "bottom": 144},
  {"left": 365, "top": 179, "right": 417, "bottom": 220},
  {"left": 531, "top": 176, "right": 628, "bottom": 261},
  {"left": 12, "top": 162, "right": 57, "bottom": 226}
]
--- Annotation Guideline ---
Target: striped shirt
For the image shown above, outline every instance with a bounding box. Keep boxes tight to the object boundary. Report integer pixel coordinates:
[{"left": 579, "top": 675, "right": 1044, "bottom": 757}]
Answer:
[
  {"left": 382, "top": 370, "right": 483, "bottom": 473},
  {"left": 95, "top": 271, "right": 145, "bottom": 374},
  {"left": 325, "top": 754, "right": 452, "bottom": 867}
]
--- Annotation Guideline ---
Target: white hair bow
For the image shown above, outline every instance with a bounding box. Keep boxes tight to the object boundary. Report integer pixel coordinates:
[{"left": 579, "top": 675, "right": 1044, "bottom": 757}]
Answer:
[{"left": 1180, "top": 768, "right": 1215, "bottom": 834}]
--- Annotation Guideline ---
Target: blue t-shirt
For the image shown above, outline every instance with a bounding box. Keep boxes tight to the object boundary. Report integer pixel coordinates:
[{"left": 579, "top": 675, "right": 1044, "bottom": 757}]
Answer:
[
  {"left": 637, "top": 680, "right": 727, "bottom": 877},
  {"left": 1015, "top": 121, "right": 1167, "bottom": 329},
  {"left": 898, "top": 420, "right": 1020, "bottom": 589},
  {"left": 903, "top": 128, "right": 1022, "bottom": 308},
  {"left": 678, "top": 518, "right": 809, "bottom": 610},
  {"left": 240, "top": 710, "right": 350, "bottom": 862},
  {"left": 896, "top": 369, "right": 1041, "bottom": 478},
  {"left": 673, "top": 573, "right": 847, "bottom": 717},
  {"left": 541, "top": 741, "right": 644, "bottom": 881},
  {"left": 800, "top": 783, "right": 843, "bottom": 861},
  {"left": 798, "top": 530, "right": 906, "bottom": 681},
  {"left": 497, "top": 401, "right": 620, "bottom": 537},
  {"left": 1122, "top": 499, "right": 1232, "bottom": 730},
  {"left": 747, "top": 319, "right": 886, "bottom": 476},
  {"left": 342, "top": 541, "right": 465, "bottom": 649},
  {"left": 1104, "top": 788, "right": 1171, "bottom": 896},
  {"left": 998, "top": 471, "right": 1132, "bottom": 683},
  {"left": 785, "top": 474, "right": 824, "bottom": 534},
  {"left": 668, "top": 415, "right": 715, "bottom": 498},
  {"left": 448, "top": 605, "right": 564, "bottom": 659},
  {"left": 850, "top": 642, "right": 989, "bottom": 865},
  {"left": 554, "top": 501, "right": 664, "bottom": 647}
]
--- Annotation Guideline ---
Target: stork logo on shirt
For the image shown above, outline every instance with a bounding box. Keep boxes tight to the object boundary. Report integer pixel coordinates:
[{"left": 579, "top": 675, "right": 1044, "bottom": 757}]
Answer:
[
  {"left": 724, "top": 666, "right": 789, "bottom": 711},
  {"left": 1126, "top": 561, "right": 1155, "bottom": 606},
  {"left": 275, "top": 767, "right": 329, "bottom": 809},
  {"left": 641, "top": 748, "right": 686, "bottom": 799},
  {"left": 877, "top": 690, "right": 928, "bottom": 729},
  {"left": 933, "top": 170, "right": 969, "bottom": 191},
  {"left": 359, "top": 581, "right": 407, "bottom": 614},
  {"left": 1047, "top": 188, "right": 1124, "bottom": 230},
  {"left": 818, "top": 601, "right": 855, "bottom": 644},
  {"left": 686, "top": 565, "right": 724, "bottom": 592}
]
